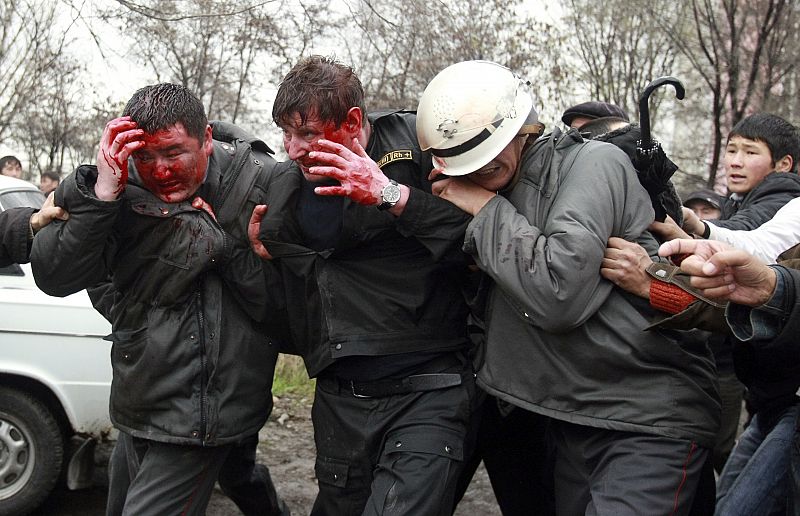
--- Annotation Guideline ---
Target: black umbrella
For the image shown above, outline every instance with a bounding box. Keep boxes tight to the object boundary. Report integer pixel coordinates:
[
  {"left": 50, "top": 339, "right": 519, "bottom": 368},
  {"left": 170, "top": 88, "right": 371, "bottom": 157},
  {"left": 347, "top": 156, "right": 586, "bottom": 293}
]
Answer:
[{"left": 635, "top": 76, "right": 685, "bottom": 222}]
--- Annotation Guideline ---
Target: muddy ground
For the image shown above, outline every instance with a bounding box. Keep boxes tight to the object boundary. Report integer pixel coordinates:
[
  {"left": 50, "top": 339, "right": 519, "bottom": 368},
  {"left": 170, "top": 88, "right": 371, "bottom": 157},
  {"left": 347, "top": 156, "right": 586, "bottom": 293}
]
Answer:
[
  {"left": 35, "top": 393, "right": 500, "bottom": 515},
  {"left": 208, "top": 393, "right": 499, "bottom": 515}
]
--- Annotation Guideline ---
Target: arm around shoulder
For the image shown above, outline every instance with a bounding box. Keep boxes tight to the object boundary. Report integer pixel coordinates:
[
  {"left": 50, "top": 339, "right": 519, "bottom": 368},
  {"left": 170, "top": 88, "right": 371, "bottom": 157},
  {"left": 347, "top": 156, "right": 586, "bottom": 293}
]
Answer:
[{"left": 31, "top": 166, "right": 122, "bottom": 296}]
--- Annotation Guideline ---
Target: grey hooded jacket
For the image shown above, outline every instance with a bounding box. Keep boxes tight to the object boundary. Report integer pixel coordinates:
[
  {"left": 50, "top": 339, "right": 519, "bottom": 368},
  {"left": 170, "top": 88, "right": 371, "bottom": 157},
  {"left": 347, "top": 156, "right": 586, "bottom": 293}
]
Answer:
[{"left": 469, "top": 128, "right": 720, "bottom": 446}]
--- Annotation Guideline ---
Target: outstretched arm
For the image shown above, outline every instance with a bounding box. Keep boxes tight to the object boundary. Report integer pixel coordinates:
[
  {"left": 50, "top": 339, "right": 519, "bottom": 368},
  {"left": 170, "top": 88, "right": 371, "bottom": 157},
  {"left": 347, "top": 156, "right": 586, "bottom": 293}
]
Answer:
[{"left": 658, "top": 239, "right": 777, "bottom": 306}]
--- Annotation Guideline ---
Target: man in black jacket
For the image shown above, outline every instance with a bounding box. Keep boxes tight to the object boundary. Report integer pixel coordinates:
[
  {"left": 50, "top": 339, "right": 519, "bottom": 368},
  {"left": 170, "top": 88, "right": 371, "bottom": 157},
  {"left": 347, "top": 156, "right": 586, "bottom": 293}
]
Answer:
[
  {"left": 31, "top": 84, "right": 285, "bottom": 515},
  {"left": 658, "top": 238, "right": 800, "bottom": 515},
  {"left": 249, "top": 55, "right": 475, "bottom": 515},
  {"left": 0, "top": 194, "right": 66, "bottom": 267}
]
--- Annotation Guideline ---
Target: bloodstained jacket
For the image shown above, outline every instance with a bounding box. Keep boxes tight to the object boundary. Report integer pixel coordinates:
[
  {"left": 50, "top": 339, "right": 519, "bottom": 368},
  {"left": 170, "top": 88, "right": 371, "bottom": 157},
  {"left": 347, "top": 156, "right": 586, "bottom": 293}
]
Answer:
[
  {"left": 258, "top": 111, "right": 473, "bottom": 377},
  {"left": 30, "top": 122, "right": 283, "bottom": 446}
]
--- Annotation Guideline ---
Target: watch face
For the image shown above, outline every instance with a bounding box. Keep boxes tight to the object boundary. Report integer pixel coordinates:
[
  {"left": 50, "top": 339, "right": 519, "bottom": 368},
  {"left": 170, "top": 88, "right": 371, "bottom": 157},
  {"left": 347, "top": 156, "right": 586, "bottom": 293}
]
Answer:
[{"left": 383, "top": 182, "right": 401, "bottom": 204}]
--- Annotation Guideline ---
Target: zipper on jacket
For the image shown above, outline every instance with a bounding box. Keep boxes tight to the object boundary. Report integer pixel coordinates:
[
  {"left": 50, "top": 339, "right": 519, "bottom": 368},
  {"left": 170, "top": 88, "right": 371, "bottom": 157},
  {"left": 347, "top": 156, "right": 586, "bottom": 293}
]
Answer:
[{"left": 195, "top": 284, "right": 209, "bottom": 444}]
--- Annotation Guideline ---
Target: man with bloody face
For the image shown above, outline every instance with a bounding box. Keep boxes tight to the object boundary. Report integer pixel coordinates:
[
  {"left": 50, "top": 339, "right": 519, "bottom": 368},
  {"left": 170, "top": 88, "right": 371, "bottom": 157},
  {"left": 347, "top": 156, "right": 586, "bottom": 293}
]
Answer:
[
  {"left": 249, "top": 55, "right": 475, "bottom": 515},
  {"left": 30, "top": 84, "right": 288, "bottom": 515}
]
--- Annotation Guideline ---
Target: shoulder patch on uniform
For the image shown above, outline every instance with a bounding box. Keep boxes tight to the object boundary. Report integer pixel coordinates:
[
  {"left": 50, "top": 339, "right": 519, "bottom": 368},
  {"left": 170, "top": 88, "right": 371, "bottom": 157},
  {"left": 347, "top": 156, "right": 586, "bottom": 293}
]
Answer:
[{"left": 376, "top": 150, "right": 413, "bottom": 169}]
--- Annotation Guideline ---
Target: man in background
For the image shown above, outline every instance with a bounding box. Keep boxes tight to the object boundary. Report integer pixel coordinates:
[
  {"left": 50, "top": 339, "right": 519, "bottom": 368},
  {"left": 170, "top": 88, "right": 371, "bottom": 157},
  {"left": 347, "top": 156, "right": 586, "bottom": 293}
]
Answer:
[
  {"left": 0, "top": 155, "right": 22, "bottom": 178},
  {"left": 683, "top": 189, "right": 723, "bottom": 220},
  {"left": 39, "top": 171, "right": 60, "bottom": 195},
  {"left": 561, "top": 101, "right": 628, "bottom": 129}
]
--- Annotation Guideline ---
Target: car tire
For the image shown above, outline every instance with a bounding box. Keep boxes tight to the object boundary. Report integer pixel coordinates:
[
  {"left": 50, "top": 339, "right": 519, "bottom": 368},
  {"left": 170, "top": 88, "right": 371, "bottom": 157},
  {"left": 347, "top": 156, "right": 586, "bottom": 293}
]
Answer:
[{"left": 0, "top": 386, "right": 64, "bottom": 515}]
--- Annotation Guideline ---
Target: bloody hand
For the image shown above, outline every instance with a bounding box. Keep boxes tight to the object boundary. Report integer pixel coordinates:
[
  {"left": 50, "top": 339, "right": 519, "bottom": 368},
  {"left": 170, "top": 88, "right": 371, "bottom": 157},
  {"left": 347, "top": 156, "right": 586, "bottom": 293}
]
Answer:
[
  {"left": 191, "top": 196, "right": 216, "bottom": 221},
  {"left": 306, "top": 138, "right": 388, "bottom": 205},
  {"left": 95, "top": 117, "right": 145, "bottom": 201},
  {"left": 247, "top": 205, "right": 273, "bottom": 260}
]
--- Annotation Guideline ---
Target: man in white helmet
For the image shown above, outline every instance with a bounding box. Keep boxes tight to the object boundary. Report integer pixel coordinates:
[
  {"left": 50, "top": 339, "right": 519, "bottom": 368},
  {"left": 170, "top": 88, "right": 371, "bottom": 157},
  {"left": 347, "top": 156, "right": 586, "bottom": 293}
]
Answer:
[{"left": 418, "top": 60, "right": 720, "bottom": 514}]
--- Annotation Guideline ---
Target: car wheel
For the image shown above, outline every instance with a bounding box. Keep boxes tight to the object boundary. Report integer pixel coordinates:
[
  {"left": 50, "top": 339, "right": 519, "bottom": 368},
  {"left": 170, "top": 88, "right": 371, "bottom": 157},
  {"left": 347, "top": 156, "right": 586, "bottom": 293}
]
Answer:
[{"left": 0, "top": 386, "right": 64, "bottom": 515}]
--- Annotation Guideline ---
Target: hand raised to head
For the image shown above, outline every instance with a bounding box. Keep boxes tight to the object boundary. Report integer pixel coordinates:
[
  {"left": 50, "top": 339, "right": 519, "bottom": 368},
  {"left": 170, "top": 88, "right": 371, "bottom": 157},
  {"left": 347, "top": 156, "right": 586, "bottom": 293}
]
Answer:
[
  {"left": 95, "top": 117, "right": 145, "bottom": 201},
  {"left": 306, "top": 138, "right": 387, "bottom": 205}
]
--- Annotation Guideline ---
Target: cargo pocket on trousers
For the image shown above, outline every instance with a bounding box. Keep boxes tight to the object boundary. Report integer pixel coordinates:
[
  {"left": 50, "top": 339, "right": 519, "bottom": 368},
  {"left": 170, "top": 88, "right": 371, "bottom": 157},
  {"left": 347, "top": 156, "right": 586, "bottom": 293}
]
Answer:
[
  {"left": 315, "top": 456, "right": 350, "bottom": 489},
  {"left": 374, "top": 428, "right": 465, "bottom": 512},
  {"left": 384, "top": 428, "right": 465, "bottom": 461}
]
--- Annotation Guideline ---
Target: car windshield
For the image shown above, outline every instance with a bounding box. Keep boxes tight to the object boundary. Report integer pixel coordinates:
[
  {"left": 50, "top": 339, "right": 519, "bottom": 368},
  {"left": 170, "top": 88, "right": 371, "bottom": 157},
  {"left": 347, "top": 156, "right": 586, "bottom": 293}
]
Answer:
[{"left": 0, "top": 189, "right": 44, "bottom": 210}]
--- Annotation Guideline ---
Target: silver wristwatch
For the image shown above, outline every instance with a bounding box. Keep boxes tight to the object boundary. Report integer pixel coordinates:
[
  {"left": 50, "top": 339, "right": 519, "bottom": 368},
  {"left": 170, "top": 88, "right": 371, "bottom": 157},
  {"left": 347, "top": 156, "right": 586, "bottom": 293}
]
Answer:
[{"left": 377, "top": 179, "right": 401, "bottom": 210}]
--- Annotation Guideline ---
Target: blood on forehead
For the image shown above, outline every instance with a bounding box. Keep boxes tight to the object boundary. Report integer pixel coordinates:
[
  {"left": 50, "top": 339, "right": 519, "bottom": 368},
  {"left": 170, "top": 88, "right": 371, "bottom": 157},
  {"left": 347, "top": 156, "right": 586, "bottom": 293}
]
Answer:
[{"left": 286, "top": 112, "right": 354, "bottom": 149}]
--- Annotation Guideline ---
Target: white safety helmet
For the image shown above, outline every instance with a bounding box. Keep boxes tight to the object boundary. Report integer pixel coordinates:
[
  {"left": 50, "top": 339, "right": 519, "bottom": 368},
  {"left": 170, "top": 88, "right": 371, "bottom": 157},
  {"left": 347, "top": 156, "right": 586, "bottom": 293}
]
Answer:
[{"left": 417, "top": 60, "right": 537, "bottom": 177}]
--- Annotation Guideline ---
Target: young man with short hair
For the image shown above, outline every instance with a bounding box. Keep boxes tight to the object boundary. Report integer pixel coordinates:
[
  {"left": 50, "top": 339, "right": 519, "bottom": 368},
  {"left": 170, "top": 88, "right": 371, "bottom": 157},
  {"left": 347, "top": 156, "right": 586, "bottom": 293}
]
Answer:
[
  {"left": 0, "top": 155, "right": 22, "bottom": 178},
  {"left": 39, "top": 170, "right": 60, "bottom": 195},
  {"left": 31, "top": 83, "right": 285, "bottom": 515}
]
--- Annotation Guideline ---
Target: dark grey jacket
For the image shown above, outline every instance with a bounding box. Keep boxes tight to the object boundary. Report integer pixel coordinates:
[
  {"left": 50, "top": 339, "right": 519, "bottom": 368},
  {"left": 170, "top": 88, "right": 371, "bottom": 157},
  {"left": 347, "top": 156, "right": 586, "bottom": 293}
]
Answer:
[
  {"left": 31, "top": 123, "right": 283, "bottom": 446},
  {"left": 651, "top": 244, "right": 800, "bottom": 414},
  {"left": 470, "top": 128, "right": 720, "bottom": 446},
  {"left": 0, "top": 206, "right": 35, "bottom": 266},
  {"left": 714, "top": 171, "right": 800, "bottom": 230}
]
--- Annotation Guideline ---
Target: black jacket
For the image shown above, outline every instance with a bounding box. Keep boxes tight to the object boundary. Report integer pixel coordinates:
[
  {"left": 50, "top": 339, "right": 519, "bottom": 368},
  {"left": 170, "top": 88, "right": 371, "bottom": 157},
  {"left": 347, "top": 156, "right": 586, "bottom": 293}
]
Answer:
[
  {"left": 714, "top": 171, "right": 800, "bottom": 230},
  {"left": 649, "top": 245, "right": 800, "bottom": 414},
  {"left": 31, "top": 122, "right": 284, "bottom": 446},
  {"left": 259, "top": 111, "right": 473, "bottom": 377},
  {"left": 0, "top": 206, "right": 35, "bottom": 266},
  {"left": 705, "top": 171, "right": 800, "bottom": 371},
  {"left": 732, "top": 250, "right": 800, "bottom": 414}
]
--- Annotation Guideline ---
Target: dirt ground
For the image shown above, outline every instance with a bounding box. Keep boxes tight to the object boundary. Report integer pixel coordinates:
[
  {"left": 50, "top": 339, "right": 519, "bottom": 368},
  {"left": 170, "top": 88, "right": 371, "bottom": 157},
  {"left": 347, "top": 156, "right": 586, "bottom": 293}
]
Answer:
[
  {"left": 206, "top": 392, "right": 500, "bottom": 515},
  {"left": 34, "top": 392, "right": 500, "bottom": 515}
]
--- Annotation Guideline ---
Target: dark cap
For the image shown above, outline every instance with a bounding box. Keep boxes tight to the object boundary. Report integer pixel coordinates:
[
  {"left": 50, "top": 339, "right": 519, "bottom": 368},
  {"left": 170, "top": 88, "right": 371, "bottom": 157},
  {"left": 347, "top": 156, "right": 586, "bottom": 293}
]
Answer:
[
  {"left": 683, "top": 189, "right": 722, "bottom": 210},
  {"left": 561, "top": 101, "right": 629, "bottom": 127}
]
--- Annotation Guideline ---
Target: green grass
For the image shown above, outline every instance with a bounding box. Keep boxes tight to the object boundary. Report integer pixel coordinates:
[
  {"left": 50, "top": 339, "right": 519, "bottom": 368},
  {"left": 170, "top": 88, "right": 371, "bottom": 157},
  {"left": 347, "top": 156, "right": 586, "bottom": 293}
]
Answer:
[{"left": 272, "top": 354, "right": 315, "bottom": 397}]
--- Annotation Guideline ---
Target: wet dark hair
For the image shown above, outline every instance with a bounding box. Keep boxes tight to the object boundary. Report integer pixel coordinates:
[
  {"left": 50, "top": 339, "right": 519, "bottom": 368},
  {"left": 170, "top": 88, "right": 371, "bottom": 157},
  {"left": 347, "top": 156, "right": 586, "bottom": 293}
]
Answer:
[
  {"left": 0, "top": 155, "right": 21, "bottom": 170},
  {"left": 123, "top": 83, "right": 208, "bottom": 142},
  {"left": 728, "top": 113, "right": 800, "bottom": 172},
  {"left": 272, "top": 55, "right": 366, "bottom": 128}
]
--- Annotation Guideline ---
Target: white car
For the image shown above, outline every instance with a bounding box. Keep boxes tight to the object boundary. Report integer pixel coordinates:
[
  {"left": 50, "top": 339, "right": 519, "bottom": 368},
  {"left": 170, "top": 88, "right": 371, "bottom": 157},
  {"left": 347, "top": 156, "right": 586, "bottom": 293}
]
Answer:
[{"left": 0, "top": 175, "right": 113, "bottom": 514}]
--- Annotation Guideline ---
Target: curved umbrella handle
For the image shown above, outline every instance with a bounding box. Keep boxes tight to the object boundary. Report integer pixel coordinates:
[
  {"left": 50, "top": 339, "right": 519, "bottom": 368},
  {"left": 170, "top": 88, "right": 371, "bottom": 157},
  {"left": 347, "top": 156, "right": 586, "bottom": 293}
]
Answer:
[{"left": 639, "top": 76, "right": 685, "bottom": 146}]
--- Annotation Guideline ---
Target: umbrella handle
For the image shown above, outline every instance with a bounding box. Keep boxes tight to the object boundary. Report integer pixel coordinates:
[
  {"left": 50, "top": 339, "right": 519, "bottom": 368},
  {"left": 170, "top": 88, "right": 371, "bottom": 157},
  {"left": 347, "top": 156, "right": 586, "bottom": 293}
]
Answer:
[{"left": 639, "top": 77, "right": 685, "bottom": 145}]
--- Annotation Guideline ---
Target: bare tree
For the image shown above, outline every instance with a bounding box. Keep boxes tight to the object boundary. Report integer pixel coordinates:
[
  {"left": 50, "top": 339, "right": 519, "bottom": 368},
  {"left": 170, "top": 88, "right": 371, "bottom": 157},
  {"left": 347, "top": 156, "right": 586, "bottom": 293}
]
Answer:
[
  {"left": 0, "top": 0, "right": 73, "bottom": 154},
  {"left": 13, "top": 55, "right": 122, "bottom": 177},
  {"left": 106, "top": 0, "right": 325, "bottom": 127},
  {"left": 658, "top": 0, "right": 797, "bottom": 186},
  {"left": 563, "top": 0, "right": 688, "bottom": 124},
  {"left": 330, "top": 0, "right": 569, "bottom": 125}
]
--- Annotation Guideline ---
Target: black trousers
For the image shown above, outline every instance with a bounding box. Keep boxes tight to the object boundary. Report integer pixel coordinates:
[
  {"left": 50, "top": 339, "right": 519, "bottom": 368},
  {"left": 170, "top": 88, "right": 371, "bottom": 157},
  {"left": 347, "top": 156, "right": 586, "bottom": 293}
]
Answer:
[
  {"left": 454, "top": 391, "right": 555, "bottom": 515},
  {"left": 218, "top": 434, "right": 290, "bottom": 516},
  {"left": 551, "top": 419, "right": 707, "bottom": 516},
  {"left": 310, "top": 369, "right": 475, "bottom": 516},
  {"left": 105, "top": 431, "right": 232, "bottom": 516}
]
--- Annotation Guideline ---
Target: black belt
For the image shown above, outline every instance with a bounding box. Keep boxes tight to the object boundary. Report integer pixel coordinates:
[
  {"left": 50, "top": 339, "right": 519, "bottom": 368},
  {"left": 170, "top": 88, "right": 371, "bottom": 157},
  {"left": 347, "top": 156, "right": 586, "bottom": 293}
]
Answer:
[{"left": 318, "top": 373, "right": 465, "bottom": 398}]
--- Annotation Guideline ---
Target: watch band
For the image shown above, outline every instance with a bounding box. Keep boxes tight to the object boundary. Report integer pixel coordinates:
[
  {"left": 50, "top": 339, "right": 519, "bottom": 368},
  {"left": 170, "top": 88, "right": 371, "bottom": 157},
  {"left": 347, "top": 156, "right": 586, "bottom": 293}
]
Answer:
[{"left": 377, "top": 179, "right": 401, "bottom": 211}]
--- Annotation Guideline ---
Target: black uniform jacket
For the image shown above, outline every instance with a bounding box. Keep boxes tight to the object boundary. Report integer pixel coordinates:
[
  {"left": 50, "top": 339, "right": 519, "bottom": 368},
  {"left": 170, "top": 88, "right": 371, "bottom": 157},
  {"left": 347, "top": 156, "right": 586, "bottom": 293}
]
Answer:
[{"left": 259, "top": 111, "right": 473, "bottom": 377}]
